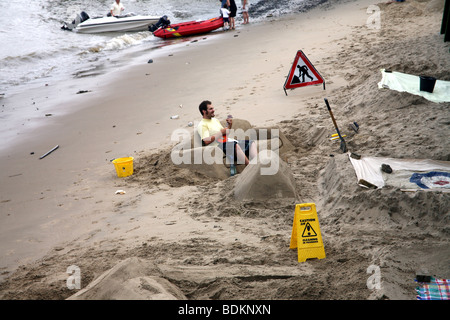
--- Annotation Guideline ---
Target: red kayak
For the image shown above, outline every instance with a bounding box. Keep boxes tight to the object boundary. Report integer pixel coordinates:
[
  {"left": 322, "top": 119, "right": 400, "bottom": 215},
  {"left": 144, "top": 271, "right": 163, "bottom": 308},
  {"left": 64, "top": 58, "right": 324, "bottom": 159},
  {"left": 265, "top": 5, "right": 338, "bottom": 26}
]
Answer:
[{"left": 153, "top": 17, "right": 224, "bottom": 39}]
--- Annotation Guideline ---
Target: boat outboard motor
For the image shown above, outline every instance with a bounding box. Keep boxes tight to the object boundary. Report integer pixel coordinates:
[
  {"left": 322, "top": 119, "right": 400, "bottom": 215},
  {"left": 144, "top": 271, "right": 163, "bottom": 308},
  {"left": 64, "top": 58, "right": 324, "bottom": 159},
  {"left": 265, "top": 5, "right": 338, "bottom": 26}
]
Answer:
[
  {"left": 61, "top": 11, "right": 90, "bottom": 31},
  {"left": 79, "top": 11, "right": 90, "bottom": 23},
  {"left": 148, "top": 15, "right": 171, "bottom": 32}
]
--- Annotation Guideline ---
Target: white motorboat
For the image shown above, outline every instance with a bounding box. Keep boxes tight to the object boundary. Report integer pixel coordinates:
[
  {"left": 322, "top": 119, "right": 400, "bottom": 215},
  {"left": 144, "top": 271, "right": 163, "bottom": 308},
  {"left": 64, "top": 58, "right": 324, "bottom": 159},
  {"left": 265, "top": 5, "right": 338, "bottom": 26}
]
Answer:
[{"left": 62, "top": 12, "right": 161, "bottom": 33}]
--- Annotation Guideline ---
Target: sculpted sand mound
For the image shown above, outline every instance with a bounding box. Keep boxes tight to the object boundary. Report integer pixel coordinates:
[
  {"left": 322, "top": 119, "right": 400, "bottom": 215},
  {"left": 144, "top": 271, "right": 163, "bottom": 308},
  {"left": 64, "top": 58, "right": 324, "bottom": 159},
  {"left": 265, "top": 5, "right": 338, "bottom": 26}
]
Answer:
[
  {"left": 234, "top": 150, "right": 297, "bottom": 201},
  {"left": 67, "top": 257, "right": 186, "bottom": 300}
]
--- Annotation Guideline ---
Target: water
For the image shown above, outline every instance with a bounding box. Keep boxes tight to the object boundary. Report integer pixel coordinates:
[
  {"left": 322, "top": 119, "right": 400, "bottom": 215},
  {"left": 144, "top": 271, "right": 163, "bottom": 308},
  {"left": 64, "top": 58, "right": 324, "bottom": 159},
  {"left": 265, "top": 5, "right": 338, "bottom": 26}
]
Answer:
[
  {"left": 0, "top": 0, "right": 224, "bottom": 95},
  {"left": 0, "top": 0, "right": 331, "bottom": 97}
]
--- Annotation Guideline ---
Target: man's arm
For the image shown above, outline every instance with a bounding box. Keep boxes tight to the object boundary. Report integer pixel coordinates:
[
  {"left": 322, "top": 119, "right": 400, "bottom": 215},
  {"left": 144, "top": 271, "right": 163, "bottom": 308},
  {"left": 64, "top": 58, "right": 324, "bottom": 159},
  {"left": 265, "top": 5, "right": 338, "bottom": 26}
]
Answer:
[{"left": 202, "top": 127, "right": 228, "bottom": 146}]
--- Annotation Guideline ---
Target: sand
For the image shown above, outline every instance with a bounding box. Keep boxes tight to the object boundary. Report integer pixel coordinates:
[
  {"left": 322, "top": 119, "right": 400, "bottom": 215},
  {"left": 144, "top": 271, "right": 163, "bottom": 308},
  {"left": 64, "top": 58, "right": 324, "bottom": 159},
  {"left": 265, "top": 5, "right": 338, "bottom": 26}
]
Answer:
[{"left": 0, "top": 0, "right": 449, "bottom": 300}]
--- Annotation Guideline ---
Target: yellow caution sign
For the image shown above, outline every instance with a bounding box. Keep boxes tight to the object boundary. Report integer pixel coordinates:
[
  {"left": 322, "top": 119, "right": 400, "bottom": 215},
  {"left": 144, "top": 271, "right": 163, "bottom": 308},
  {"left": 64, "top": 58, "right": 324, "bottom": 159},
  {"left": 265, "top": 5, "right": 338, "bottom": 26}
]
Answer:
[{"left": 290, "top": 203, "right": 326, "bottom": 262}]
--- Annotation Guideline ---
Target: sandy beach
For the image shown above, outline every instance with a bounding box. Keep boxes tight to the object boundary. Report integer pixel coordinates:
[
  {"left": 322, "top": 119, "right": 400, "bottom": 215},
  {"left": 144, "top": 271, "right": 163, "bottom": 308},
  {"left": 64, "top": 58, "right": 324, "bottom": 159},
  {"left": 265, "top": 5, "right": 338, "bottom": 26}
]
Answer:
[{"left": 0, "top": 0, "right": 449, "bottom": 300}]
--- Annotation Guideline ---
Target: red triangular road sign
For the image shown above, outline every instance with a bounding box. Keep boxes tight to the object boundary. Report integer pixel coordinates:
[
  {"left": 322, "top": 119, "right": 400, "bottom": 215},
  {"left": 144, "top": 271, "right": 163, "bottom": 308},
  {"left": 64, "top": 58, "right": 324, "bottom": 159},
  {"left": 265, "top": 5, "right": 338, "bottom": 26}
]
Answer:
[{"left": 284, "top": 50, "right": 324, "bottom": 95}]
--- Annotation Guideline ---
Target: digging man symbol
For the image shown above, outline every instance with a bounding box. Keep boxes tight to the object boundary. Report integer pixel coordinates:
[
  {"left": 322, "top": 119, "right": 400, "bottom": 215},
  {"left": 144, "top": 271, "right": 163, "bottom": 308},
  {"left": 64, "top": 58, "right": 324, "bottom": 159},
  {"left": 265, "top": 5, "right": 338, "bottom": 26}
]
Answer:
[{"left": 297, "top": 64, "right": 313, "bottom": 83}]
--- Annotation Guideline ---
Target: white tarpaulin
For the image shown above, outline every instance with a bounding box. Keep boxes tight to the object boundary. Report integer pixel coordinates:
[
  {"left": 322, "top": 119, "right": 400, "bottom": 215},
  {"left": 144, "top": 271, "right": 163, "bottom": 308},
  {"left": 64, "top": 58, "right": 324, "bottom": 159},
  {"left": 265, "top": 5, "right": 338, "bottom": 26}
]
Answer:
[
  {"left": 377, "top": 69, "right": 450, "bottom": 103},
  {"left": 348, "top": 154, "right": 450, "bottom": 192}
]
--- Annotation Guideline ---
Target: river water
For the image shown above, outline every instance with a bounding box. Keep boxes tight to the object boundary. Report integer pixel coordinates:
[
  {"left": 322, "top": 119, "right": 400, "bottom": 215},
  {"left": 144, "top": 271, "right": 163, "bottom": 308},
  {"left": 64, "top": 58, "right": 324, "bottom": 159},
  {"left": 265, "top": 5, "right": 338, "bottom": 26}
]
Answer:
[{"left": 0, "top": 0, "right": 329, "bottom": 96}]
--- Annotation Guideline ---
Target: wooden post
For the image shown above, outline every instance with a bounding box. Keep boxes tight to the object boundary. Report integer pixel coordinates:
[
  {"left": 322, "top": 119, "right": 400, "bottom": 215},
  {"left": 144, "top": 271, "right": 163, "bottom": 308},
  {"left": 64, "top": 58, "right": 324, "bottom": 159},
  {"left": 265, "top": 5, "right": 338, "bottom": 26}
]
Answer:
[
  {"left": 442, "top": 0, "right": 450, "bottom": 41},
  {"left": 441, "top": 0, "right": 449, "bottom": 34},
  {"left": 445, "top": 10, "right": 450, "bottom": 42}
]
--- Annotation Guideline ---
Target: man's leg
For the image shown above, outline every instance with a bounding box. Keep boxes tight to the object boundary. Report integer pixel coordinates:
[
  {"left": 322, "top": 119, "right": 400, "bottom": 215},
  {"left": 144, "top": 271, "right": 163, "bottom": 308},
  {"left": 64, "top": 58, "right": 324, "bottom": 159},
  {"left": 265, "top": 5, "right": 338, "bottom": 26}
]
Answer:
[
  {"left": 248, "top": 141, "right": 257, "bottom": 163},
  {"left": 223, "top": 142, "right": 248, "bottom": 165},
  {"left": 239, "top": 140, "right": 258, "bottom": 165},
  {"left": 235, "top": 143, "right": 249, "bottom": 165}
]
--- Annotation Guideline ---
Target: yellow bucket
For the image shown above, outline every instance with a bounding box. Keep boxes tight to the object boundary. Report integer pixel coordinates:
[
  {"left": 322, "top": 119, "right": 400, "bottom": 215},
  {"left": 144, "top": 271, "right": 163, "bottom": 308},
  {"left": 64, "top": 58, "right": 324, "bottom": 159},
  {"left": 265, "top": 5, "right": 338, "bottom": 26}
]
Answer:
[{"left": 112, "top": 157, "right": 134, "bottom": 178}]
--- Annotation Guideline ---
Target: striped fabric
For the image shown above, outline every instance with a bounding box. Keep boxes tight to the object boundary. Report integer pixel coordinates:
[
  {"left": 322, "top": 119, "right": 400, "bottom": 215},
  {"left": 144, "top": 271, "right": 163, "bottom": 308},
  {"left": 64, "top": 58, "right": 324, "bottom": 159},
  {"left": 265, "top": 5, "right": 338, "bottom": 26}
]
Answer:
[{"left": 416, "top": 277, "right": 450, "bottom": 300}]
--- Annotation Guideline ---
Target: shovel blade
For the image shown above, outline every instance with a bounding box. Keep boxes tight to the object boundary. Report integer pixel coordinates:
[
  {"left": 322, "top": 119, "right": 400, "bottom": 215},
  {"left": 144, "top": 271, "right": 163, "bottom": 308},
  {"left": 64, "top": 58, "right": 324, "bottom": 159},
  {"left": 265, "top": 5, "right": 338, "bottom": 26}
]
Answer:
[
  {"left": 324, "top": 98, "right": 348, "bottom": 153},
  {"left": 340, "top": 139, "right": 347, "bottom": 153}
]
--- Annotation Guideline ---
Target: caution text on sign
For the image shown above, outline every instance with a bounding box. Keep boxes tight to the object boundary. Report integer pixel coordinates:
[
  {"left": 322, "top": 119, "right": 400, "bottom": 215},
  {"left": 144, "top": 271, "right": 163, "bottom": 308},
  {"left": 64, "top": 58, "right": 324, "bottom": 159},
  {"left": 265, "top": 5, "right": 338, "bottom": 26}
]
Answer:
[{"left": 290, "top": 203, "right": 326, "bottom": 262}]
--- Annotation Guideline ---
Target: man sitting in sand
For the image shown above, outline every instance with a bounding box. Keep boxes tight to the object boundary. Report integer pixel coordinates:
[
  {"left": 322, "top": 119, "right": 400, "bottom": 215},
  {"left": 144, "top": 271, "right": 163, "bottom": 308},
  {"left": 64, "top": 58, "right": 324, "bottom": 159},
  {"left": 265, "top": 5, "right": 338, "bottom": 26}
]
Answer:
[{"left": 197, "top": 100, "right": 257, "bottom": 166}]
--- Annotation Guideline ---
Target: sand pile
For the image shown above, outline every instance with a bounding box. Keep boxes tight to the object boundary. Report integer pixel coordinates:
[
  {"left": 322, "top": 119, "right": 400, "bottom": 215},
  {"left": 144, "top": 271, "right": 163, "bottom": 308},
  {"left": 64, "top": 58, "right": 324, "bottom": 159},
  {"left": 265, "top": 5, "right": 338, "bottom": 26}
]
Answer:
[
  {"left": 0, "top": 0, "right": 448, "bottom": 300},
  {"left": 67, "top": 257, "right": 187, "bottom": 300},
  {"left": 234, "top": 150, "right": 297, "bottom": 201}
]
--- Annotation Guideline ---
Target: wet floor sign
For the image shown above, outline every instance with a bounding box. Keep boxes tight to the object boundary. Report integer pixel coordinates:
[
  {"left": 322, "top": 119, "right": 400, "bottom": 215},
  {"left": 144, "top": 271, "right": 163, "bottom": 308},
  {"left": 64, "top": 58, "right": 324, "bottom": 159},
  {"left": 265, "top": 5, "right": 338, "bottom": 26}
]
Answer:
[{"left": 290, "top": 203, "right": 326, "bottom": 262}]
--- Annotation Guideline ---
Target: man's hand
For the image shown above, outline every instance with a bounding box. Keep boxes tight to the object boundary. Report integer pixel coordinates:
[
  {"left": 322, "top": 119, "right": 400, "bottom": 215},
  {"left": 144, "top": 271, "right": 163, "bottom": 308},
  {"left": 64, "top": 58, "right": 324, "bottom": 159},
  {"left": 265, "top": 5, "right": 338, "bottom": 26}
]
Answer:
[{"left": 202, "top": 128, "right": 228, "bottom": 146}]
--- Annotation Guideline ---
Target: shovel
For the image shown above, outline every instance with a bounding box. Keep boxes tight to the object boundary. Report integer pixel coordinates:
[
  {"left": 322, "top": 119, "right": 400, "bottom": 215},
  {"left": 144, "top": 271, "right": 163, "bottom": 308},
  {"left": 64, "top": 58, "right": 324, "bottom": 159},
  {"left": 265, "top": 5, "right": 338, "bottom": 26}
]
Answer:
[{"left": 324, "top": 98, "right": 347, "bottom": 153}]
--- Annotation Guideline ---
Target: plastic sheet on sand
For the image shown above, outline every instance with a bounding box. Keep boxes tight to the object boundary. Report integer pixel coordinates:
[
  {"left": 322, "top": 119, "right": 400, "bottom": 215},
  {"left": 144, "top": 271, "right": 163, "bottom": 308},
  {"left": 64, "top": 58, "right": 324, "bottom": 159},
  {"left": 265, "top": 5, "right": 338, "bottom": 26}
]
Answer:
[
  {"left": 377, "top": 69, "right": 450, "bottom": 103},
  {"left": 348, "top": 154, "right": 450, "bottom": 191}
]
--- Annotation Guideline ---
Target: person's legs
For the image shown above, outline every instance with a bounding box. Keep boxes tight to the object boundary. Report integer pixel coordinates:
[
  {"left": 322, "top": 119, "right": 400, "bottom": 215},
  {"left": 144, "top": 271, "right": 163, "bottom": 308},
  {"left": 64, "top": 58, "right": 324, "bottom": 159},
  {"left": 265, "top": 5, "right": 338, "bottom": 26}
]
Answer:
[
  {"left": 222, "top": 141, "right": 248, "bottom": 165},
  {"left": 235, "top": 143, "right": 249, "bottom": 165},
  {"left": 240, "top": 140, "right": 258, "bottom": 165},
  {"left": 223, "top": 141, "right": 257, "bottom": 166},
  {"left": 243, "top": 10, "right": 249, "bottom": 24},
  {"left": 248, "top": 141, "right": 257, "bottom": 162},
  {"left": 242, "top": 140, "right": 257, "bottom": 164}
]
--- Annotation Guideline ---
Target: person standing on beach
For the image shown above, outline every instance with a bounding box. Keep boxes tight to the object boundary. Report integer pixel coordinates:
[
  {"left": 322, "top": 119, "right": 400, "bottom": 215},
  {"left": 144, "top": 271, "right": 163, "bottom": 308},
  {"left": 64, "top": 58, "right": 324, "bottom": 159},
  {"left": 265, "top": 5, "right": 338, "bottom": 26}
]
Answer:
[
  {"left": 241, "top": 0, "right": 249, "bottom": 24},
  {"left": 110, "top": 0, "right": 125, "bottom": 17},
  {"left": 220, "top": 5, "right": 231, "bottom": 31},
  {"left": 197, "top": 100, "right": 256, "bottom": 166},
  {"left": 229, "top": 0, "right": 237, "bottom": 29}
]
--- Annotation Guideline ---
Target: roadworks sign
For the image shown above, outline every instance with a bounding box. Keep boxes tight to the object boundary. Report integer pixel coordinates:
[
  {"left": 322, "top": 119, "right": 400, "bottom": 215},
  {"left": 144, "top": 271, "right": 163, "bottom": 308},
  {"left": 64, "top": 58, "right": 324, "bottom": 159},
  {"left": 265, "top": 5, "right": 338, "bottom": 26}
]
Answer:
[
  {"left": 290, "top": 203, "right": 326, "bottom": 262},
  {"left": 283, "top": 50, "right": 325, "bottom": 95}
]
